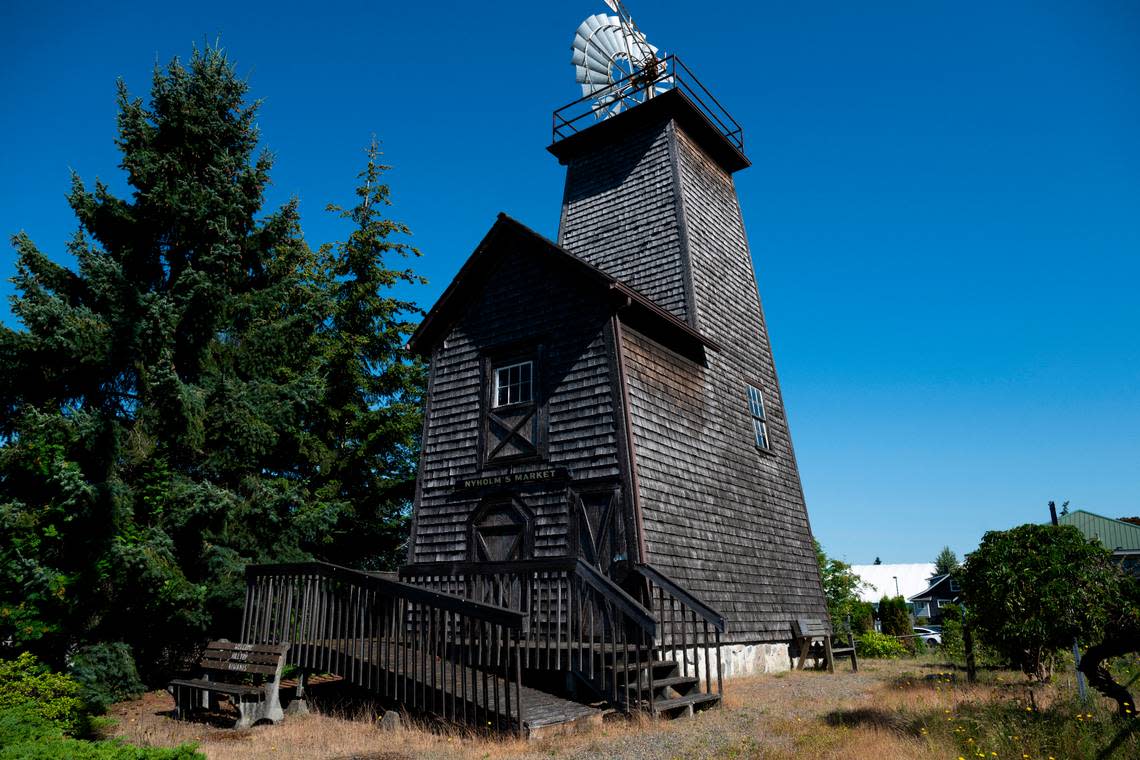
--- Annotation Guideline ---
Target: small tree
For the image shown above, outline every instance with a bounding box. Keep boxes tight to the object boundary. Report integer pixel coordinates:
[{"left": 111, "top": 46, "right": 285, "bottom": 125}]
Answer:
[
  {"left": 814, "top": 540, "right": 867, "bottom": 633},
  {"left": 958, "top": 523, "right": 1121, "bottom": 681},
  {"left": 933, "top": 546, "right": 959, "bottom": 576}
]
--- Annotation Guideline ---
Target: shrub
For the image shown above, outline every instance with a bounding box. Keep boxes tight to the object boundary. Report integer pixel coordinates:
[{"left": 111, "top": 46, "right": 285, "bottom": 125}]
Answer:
[
  {"left": 69, "top": 643, "right": 145, "bottom": 713},
  {"left": 0, "top": 704, "right": 202, "bottom": 760},
  {"left": 849, "top": 601, "right": 875, "bottom": 634},
  {"left": 856, "top": 630, "right": 908, "bottom": 658},
  {"left": 878, "top": 595, "right": 910, "bottom": 637},
  {"left": 0, "top": 652, "right": 85, "bottom": 736},
  {"left": 940, "top": 604, "right": 965, "bottom": 661},
  {"left": 959, "top": 523, "right": 1121, "bottom": 680}
]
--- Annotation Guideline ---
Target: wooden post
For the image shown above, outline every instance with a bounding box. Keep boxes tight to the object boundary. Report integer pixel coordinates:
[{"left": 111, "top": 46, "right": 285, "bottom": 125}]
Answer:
[
  {"left": 962, "top": 614, "right": 977, "bottom": 684},
  {"left": 1050, "top": 501, "right": 1089, "bottom": 702}
]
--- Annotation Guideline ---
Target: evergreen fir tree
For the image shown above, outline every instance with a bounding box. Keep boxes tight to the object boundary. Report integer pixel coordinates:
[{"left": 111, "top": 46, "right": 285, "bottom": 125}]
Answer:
[
  {"left": 313, "top": 138, "right": 427, "bottom": 570},
  {"left": 933, "top": 545, "right": 959, "bottom": 576},
  {"left": 0, "top": 46, "right": 333, "bottom": 680}
]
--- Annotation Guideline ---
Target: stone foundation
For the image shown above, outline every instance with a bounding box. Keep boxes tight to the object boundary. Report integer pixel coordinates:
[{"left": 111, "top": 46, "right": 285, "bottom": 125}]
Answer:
[{"left": 674, "top": 642, "right": 792, "bottom": 682}]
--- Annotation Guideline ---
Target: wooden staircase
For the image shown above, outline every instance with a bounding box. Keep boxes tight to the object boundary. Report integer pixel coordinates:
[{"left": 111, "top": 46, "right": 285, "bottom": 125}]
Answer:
[
  {"left": 613, "top": 658, "right": 721, "bottom": 717},
  {"left": 243, "top": 558, "right": 724, "bottom": 736}
]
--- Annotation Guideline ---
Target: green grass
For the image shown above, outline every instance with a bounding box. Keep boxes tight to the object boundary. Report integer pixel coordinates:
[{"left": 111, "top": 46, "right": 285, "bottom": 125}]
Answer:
[{"left": 894, "top": 662, "right": 1140, "bottom": 760}]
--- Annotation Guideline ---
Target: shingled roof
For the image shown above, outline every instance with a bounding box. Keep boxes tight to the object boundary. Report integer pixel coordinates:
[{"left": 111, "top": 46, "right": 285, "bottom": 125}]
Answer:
[{"left": 407, "top": 213, "right": 720, "bottom": 361}]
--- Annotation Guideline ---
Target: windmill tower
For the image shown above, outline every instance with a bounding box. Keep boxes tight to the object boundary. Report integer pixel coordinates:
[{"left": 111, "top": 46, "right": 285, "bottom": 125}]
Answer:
[
  {"left": 403, "top": 1, "right": 828, "bottom": 680},
  {"left": 548, "top": 3, "right": 830, "bottom": 666}
]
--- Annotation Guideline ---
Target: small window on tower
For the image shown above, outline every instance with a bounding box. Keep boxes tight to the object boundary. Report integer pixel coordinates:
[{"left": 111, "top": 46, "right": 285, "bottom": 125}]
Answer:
[
  {"left": 493, "top": 361, "right": 533, "bottom": 408},
  {"left": 747, "top": 385, "right": 770, "bottom": 451}
]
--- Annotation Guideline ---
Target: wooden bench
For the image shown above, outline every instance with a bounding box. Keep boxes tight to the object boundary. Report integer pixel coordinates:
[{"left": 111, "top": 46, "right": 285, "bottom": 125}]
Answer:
[
  {"left": 793, "top": 618, "right": 858, "bottom": 673},
  {"left": 168, "top": 641, "right": 289, "bottom": 728}
]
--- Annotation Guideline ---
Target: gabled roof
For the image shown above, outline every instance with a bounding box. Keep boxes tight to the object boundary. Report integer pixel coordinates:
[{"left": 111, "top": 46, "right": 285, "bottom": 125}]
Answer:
[
  {"left": 1058, "top": 509, "right": 1140, "bottom": 553},
  {"left": 407, "top": 213, "right": 720, "bottom": 361},
  {"left": 908, "top": 574, "right": 959, "bottom": 602}
]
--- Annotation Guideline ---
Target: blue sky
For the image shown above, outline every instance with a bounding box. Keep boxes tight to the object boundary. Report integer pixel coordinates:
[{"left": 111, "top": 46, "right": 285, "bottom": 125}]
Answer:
[{"left": 2, "top": 1, "right": 1138, "bottom": 565}]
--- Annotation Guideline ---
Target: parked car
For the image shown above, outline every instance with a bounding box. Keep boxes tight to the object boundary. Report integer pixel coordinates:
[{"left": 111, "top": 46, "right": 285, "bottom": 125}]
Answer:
[{"left": 914, "top": 626, "right": 942, "bottom": 646}]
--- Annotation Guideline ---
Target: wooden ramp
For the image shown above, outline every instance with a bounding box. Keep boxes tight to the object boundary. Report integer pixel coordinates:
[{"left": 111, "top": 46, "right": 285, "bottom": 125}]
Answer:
[
  {"left": 243, "top": 560, "right": 725, "bottom": 736},
  {"left": 306, "top": 638, "right": 602, "bottom": 737}
]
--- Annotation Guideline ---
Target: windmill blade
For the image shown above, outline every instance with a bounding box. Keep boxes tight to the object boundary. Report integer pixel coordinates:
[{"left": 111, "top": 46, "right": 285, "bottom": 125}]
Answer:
[
  {"left": 577, "top": 13, "right": 608, "bottom": 39},
  {"left": 572, "top": 47, "right": 612, "bottom": 82},
  {"left": 569, "top": 8, "right": 665, "bottom": 119},
  {"left": 573, "top": 15, "right": 626, "bottom": 80},
  {"left": 589, "top": 17, "right": 624, "bottom": 59}
]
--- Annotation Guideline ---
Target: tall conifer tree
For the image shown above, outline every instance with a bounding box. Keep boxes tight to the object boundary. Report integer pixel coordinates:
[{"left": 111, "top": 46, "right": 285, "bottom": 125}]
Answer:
[
  {"left": 0, "top": 47, "right": 333, "bottom": 679},
  {"left": 313, "top": 139, "right": 427, "bottom": 571}
]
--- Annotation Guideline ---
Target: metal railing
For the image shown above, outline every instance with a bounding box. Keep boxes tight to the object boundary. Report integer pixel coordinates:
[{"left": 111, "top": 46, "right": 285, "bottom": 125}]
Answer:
[
  {"left": 552, "top": 54, "right": 744, "bottom": 153},
  {"left": 243, "top": 562, "right": 527, "bottom": 734}
]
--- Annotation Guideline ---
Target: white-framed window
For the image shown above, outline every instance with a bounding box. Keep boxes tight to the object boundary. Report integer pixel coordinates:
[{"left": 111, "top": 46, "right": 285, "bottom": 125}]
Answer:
[
  {"left": 747, "top": 384, "right": 770, "bottom": 451},
  {"left": 493, "top": 360, "right": 533, "bottom": 408},
  {"left": 949, "top": 578, "right": 961, "bottom": 593}
]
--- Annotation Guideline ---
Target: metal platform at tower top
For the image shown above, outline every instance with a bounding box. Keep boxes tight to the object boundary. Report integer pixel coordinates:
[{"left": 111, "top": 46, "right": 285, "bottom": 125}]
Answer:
[
  {"left": 552, "top": 55, "right": 743, "bottom": 152},
  {"left": 549, "top": 55, "right": 749, "bottom": 173}
]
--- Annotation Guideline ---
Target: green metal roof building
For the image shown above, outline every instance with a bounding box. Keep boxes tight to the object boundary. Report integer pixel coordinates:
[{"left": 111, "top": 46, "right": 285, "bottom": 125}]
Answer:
[{"left": 1058, "top": 509, "right": 1140, "bottom": 575}]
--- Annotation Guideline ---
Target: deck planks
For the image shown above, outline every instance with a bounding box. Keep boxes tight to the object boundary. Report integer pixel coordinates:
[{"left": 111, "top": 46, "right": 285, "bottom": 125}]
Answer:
[{"left": 305, "top": 638, "right": 600, "bottom": 736}]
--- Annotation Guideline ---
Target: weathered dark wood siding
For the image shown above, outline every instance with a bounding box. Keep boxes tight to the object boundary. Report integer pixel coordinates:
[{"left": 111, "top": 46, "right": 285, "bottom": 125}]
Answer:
[
  {"left": 639, "top": 124, "right": 825, "bottom": 642},
  {"left": 409, "top": 244, "right": 624, "bottom": 563},
  {"left": 559, "top": 118, "right": 690, "bottom": 322},
  {"left": 560, "top": 113, "right": 828, "bottom": 642}
]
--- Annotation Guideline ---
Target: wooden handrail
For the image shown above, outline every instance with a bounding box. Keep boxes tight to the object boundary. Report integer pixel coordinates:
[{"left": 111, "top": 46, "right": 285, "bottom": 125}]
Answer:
[
  {"left": 633, "top": 563, "right": 726, "bottom": 633},
  {"left": 243, "top": 562, "right": 528, "bottom": 734},
  {"left": 401, "top": 557, "right": 579, "bottom": 577},
  {"left": 400, "top": 557, "right": 656, "bottom": 637},
  {"left": 573, "top": 560, "right": 657, "bottom": 637},
  {"left": 247, "top": 562, "right": 527, "bottom": 630}
]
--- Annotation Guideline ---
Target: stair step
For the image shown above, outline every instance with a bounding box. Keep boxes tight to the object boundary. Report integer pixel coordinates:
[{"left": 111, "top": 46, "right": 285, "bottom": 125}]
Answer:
[
  {"left": 608, "top": 659, "right": 678, "bottom": 674},
  {"left": 651, "top": 692, "right": 721, "bottom": 716},
  {"left": 648, "top": 675, "right": 700, "bottom": 691}
]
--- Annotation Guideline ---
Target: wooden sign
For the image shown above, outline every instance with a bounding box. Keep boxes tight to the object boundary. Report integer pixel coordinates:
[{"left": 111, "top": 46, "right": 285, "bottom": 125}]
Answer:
[{"left": 456, "top": 468, "right": 568, "bottom": 490}]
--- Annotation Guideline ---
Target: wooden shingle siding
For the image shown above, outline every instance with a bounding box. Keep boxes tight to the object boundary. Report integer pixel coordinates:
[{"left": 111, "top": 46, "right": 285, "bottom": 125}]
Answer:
[
  {"left": 409, "top": 92, "right": 828, "bottom": 647},
  {"left": 613, "top": 121, "right": 828, "bottom": 643},
  {"left": 559, "top": 119, "right": 690, "bottom": 321},
  {"left": 411, "top": 244, "right": 624, "bottom": 563}
]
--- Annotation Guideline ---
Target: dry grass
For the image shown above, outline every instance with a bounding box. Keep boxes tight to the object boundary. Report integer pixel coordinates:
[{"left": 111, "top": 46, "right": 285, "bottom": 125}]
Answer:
[{"left": 106, "top": 658, "right": 1136, "bottom": 760}]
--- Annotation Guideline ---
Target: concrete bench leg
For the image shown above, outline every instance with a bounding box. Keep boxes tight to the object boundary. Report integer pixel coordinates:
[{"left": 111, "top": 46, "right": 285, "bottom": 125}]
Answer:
[
  {"left": 234, "top": 695, "right": 284, "bottom": 729},
  {"left": 233, "top": 679, "right": 284, "bottom": 729}
]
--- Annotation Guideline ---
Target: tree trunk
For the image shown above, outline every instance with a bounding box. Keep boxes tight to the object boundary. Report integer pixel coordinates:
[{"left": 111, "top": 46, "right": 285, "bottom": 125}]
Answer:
[{"left": 1078, "top": 637, "right": 1136, "bottom": 718}]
